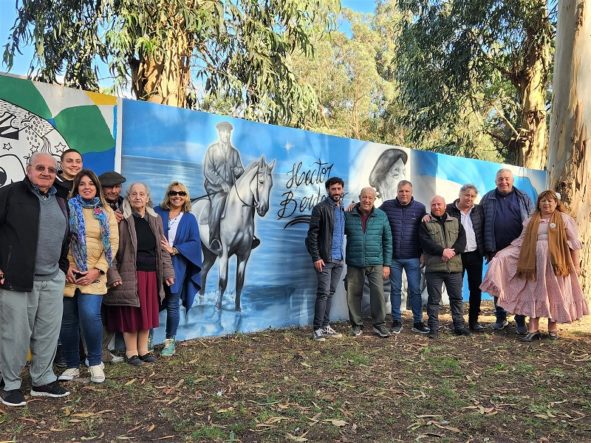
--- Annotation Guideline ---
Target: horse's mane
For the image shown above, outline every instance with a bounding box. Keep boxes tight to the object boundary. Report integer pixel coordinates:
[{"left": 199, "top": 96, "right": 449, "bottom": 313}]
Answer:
[{"left": 243, "top": 159, "right": 261, "bottom": 174}]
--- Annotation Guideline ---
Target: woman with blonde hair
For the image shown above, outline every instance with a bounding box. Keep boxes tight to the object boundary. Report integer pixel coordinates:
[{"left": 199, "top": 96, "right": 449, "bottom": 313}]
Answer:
[
  {"left": 105, "top": 183, "right": 174, "bottom": 365},
  {"left": 481, "top": 190, "right": 588, "bottom": 341},
  {"left": 155, "top": 181, "right": 202, "bottom": 357}
]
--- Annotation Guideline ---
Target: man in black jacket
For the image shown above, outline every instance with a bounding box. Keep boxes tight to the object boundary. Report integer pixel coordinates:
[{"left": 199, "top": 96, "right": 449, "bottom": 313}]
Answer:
[
  {"left": 305, "top": 177, "right": 345, "bottom": 341},
  {"left": 446, "top": 184, "right": 486, "bottom": 332},
  {"left": 0, "top": 152, "right": 70, "bottom": 407}
]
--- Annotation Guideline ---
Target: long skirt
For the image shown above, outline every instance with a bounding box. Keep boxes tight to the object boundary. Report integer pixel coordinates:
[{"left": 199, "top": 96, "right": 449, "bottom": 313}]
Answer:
[{"left": 106, "top": 271, "right": 160, "bottom": 332}]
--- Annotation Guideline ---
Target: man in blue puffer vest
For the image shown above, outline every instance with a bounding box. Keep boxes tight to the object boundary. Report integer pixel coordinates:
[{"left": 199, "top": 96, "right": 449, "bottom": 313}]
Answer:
[
  {"left": 380, "top": 180, "right": 429, "bottom": 335},
  {"left": 345, "top": 187, "right": 392, "bottom": 338}
]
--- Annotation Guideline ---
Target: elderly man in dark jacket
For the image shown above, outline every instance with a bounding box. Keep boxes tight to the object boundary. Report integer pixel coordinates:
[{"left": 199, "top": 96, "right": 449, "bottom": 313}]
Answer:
[
  {"left": 345, "top": 187, "right": 392, "bottom": 338},
  {"left": 446, "top": 184, "right": 485, "bottom": 332},
  {"left": 305, "top": 177, "right": 346, "bottom": 341},
  {"left": 420, "top": 195, "right": 470, "bottom": 339},
  {"left": 0, "top": 152, "right": 70, "bottom": 407}
]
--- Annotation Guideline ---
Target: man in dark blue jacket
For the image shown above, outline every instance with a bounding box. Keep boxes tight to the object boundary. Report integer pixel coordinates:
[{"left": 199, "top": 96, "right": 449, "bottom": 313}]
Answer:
[
  {"left": 481, "top": 168, "right": 534, "bottom": 333},
  {"left": 0, "top": 153, "right": 70, "bottom": 407},
  {"left": 380, "top": 180, "right": 429, "bottom": 334},
  {"left": 305, "top": 177, "right": 346, "bottom": 341}
]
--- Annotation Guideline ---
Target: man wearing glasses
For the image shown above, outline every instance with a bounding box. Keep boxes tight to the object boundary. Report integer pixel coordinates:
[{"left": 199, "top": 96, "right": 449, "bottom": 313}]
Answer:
[{"left": 0, "top": 152, "right": 70, "bottom": 407}]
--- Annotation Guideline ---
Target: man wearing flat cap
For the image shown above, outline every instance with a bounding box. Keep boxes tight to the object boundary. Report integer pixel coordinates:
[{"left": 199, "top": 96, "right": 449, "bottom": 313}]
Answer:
[
  {"left": 369, "top": 148, "right": 408, "bottom": 202},
  {"left": 203, "top": 122, "right": 245, "bottom": 254},
  {"left": 98, "top": 171, "right": 126, "bottom": 224}
]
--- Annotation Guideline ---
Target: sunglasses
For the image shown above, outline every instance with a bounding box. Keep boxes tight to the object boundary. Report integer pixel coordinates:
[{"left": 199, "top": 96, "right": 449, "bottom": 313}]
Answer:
[
  {"left": 34, "top": 165, "right": 58, "bottom": 174},
  {"left": 168, "top": 190, "right": 187, "bottom": 197}
]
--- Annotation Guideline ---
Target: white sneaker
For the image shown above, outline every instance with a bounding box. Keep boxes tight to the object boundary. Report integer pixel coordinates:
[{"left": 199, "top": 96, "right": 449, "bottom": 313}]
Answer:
[
  {"left": 312, "top": 329, "right": 326, "bottom": 341},
  {"left": 322, "top": 325, "right": 343, "bottom": 338},
  {"left": 58, "top": 367, "right": 80, "bottom": 381},
  {"left": 89, "top": 365, "right": 105, "bottom": 383}
]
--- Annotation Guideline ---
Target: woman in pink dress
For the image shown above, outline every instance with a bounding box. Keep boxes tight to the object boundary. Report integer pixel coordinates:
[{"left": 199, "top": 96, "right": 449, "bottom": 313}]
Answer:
[{"left": 481, "top": 190, "right": 587, "bottom": 342}]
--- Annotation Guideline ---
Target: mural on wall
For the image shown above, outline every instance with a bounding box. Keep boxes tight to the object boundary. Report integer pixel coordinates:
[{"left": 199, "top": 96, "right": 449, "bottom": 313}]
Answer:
[
  {"left": 0, "top": 74, "right": 117, "bottom": 186},
  {"left": 0, "top": 74, "right": 548, "bottom": 342}
]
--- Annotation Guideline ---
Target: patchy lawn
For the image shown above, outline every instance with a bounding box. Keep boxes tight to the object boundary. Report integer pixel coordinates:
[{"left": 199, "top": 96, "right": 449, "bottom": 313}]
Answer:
[{"left": 2, "top": 302, "right": 591, "bottom": 442}]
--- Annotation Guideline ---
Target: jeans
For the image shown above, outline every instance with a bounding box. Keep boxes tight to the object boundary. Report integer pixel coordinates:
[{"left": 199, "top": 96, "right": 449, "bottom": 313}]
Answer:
[
  {"left": 346, "top": 266, "right": 386, "bottom": 327},
  {"left": 60, "top": 291, "right": 103, "bottom": 367},
  {"left": 313, "top": 261, "right": 344, "bottom": 330},
  {"left": 163, "top": 290, "right": 181, "bottom": 339},
  {"left": 426, "top": 272, "right": 465, "bottom": 332},
  {"left": 462, "top": 251, "right": 483, "bottom": 327},
  {"left": 0, "top": 272, "right": 65, "bottom": 390},
  {"left": 390, "top": 258, "right": 423, "bottom": 323}
]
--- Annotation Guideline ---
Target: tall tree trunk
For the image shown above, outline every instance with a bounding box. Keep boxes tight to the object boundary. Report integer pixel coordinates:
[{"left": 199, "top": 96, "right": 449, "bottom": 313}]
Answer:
[
  {"left": 548, "top": 0, "right": 591, "bottom": 293},
  {"left": 516, "top": 4, "right": 552, "bottom": 170},
  {"left": 131, "top": 26, "right": 193, "bottom": 108}
]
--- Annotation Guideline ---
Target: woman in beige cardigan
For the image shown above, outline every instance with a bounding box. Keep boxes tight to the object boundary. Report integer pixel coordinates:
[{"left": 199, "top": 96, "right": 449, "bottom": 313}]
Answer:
[
  {"left": 58, "top": 170, "right": 118, "bottom": 384},
  {"left": 105, "top": 183, "right": 174, "bottom": 366}
]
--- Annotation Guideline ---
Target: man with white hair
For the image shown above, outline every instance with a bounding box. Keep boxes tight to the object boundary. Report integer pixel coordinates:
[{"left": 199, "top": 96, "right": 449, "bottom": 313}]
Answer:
[
  {"left": 419, "top": 195, "right": 470, "bottom": 339},
  {"left": 480, "top": 168, "right": 534, "bottom": 333},
  {"left": 0, "top": 152, "right": 70, "bottom": 407}
]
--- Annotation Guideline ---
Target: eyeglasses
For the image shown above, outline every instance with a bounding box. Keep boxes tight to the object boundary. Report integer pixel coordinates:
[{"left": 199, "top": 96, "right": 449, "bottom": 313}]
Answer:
[
  {"left": 168, "top": 191, "right": 187, "bottom": 197},
  {"left": 34, "top": 165, "right": 57, "bottom": 174}
]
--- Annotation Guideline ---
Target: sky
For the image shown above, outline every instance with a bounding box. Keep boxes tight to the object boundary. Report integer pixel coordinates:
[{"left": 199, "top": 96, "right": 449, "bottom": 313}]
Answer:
[{"left": 0, "top": 0, "right": 376, "bottom": 78}]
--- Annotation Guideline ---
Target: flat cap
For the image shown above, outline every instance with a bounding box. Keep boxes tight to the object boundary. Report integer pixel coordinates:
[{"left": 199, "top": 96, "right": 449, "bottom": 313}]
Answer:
[
  {"left": 98, "top": 171, "right": 126, "bottom": 187},
  {"left": 216, "top": 121, "right": 233, "bottom": 131}
]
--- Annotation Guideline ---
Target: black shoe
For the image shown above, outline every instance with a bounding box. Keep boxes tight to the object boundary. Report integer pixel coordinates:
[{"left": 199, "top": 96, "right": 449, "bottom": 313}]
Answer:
[
  {"left": 412, "top": 322, "right": 430, "bottom": 334},
  {"left": 454, "top": 327, "right": 472, "bottom": 337},
  {"left": 389, "top": 320, "right": 403, "bottom": 334},
  {"left": 469, "top": 323, "right": 485, "bottom": 332},
  {"left": 427, "top": 332, "right": 438, "bottom": 339},
  {"left": 139, "top": 353, "right": 157, "bottom": 363},
  {"left": 252, "top": 236, "right": 261, "bottom": 249},
  {"left": 491, "top": 319, "right": 509, "bottom": 331},
  {"left": 515, "top": 324, "right": 528, "bottom": 336},
  {"left": 519, "top": 331, "right": 542, "bottom": 342},
  {"left": 372, "top": 325, "right": 390, "bottom": 338},
  {"left": 30, "top": 381, "right": 70, "bottom": 398},
  {"left": 1, "top": 389, "right": 26, "bottom": 407},
  {"left": 126, "top": 355, "right": 143, "bottom": 366},
  {"left": 210, "top": 238, "right": 222, "bottom": 254}
]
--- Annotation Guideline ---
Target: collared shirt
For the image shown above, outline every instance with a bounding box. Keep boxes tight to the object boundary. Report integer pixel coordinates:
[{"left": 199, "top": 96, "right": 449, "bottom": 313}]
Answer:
[
  {"left": 457, "top": 202, "right": 477, "bottom": 253},
  {"left": 330, "top": 199, "right": 345, "bottom": 261}
]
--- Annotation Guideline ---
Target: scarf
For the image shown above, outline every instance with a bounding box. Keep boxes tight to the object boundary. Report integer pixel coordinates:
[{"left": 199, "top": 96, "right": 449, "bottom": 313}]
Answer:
[
  {"left": 68, "top": 195, "right": 113, "bottom": 272},
  {"left": 517, "top": 211, "right": 571, "bottom": 280}
]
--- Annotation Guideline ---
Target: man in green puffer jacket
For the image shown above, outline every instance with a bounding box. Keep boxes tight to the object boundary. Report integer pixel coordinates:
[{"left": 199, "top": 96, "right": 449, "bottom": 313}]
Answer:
[
  {"left": 345, "top": 187, "right": 392, "bottom": 338},
  {"left": 419, "top": 195, "right": 470, "bottom": 339}
]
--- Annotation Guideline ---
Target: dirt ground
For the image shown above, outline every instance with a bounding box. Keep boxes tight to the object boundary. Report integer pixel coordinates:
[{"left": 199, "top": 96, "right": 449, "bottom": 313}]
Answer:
[{"left": 2, "top": 301, "right": 591, "bottom": 442}]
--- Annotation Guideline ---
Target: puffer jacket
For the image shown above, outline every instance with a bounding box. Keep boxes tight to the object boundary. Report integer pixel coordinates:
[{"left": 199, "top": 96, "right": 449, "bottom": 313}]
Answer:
[
  {"left": 64, "top": 206, "right": 118, "bottom": 297},
  {"left": 379, "top": 197, "right": 426, "bottom": 259},
  {"left": 344, "top": 206, "right": 392, "bottom": 268},
  {"left": 105, "top": 203, "right": 174, "bottom": 307}
]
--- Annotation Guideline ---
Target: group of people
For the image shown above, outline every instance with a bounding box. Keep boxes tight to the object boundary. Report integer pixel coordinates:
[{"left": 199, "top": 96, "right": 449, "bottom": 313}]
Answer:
[
  {"left": 0, "top": 150, "right": 201, "bottom": 407},
  {"left": 306, "top": 170, "right": 587, "bottom": 342}
]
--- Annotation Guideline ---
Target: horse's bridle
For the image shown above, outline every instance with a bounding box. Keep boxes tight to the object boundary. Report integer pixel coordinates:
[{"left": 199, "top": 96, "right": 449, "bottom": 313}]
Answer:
[{"left": 234, "top": 165, "right": 261, "bottom": 209}]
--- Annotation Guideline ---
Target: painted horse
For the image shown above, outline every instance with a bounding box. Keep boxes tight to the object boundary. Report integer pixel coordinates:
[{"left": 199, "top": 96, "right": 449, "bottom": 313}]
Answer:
[{"left": 193, "top": 156, "right": 274, "bottom": 310}]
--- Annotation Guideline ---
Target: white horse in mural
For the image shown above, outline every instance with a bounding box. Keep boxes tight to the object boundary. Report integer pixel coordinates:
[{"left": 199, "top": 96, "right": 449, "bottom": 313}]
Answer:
[{"left": 193, "top": 156, "right": 274, "bottom": 311}]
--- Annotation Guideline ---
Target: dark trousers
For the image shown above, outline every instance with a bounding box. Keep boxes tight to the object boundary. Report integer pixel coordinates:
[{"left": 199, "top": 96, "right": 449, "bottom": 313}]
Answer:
[
  {"left": 462, "top": 251, "right": 483, "bottom": 327},
  {"left": 494, "top": 299, "right": 526, "bottom": 326},
  {"left": 426, "top": 272, "right": 465, "bottom": 332},
  {"left": 346, "top": 266, "right": 386, "bottom": 328},
  {"left": 313, "top": 261, "right": 344, "bottom": 330}
]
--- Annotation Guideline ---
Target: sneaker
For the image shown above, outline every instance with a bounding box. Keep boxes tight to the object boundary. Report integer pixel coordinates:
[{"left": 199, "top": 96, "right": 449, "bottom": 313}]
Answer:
[
  {"left": 322, "top": 325, "right": 342, "bottom": 338},
  {"left": 454, "top": 327, "right": 472, "bottom": 337},
  {"left": 389, "top": 320, "right": 403, "bottom": 335},
  {"left": 372, "top": 325, "right": 390, "bottom": 338},
  {"left": 139, "top": 353, "right": 156, "bottom": 363},
  {"left": 515, "top": 324, "right": 528, "bottom": 336},
  {"left": 58, "top": 367, "right": 80, "bottom": 381},
  {"left": 161, "top": 338, "right": 177, "bottom": 357},
  {"left": 312, "top": 329, "right": 326, "bottom": 341},
  {"left": 30, "top": 381, "right": 70, "bottom": 398},
  {"left": 89, "top": 365, "right": 105, "bottom": 383},
  {"left": 469, "top": 323, "right": 485, "bottom": 332},
  {"left": 103, "top": 349, "right": 124, "bottom": 364},
  {"left": 1, "top": 389, "right": 26, "bottom": 407},
  {"left": 126, "top": 355, "right": 143, "bottom": 366},
  {"left": 351, "top": 326, "right": 363, "bottom": 337},
  {"left": 412, "top": 322, "right": 430, "bottom": 334},
  {"left": 491, "top": 319, "right": 509, "bottom": 331}
]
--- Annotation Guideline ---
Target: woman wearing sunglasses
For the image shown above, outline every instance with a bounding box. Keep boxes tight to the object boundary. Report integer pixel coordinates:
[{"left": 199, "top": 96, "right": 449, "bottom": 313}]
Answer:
[{"left": 154, "top": 182, "right": 202, "bottom": 357}]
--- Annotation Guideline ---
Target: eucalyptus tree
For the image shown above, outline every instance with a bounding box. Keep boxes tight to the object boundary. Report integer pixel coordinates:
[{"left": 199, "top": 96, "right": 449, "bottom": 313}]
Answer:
[
  {"left": 395, "top": 0, "right": 555, "bottom": 168},
  {"left": 4, "top": 0, "right": 338, "bottom": 125}
]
